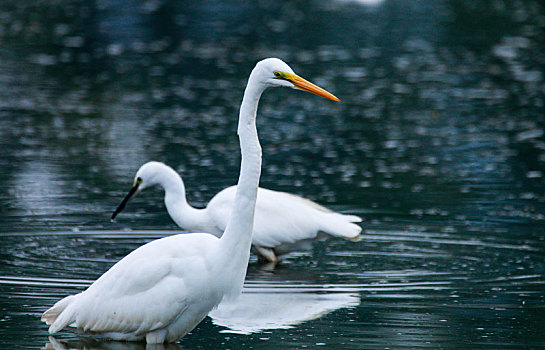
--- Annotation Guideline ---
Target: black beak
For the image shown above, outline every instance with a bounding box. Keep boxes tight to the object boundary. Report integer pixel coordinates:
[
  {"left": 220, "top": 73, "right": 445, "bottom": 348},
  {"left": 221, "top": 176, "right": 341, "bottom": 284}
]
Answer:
[{"left": 111, "top": 183, "right": 140, "bottom": 221}]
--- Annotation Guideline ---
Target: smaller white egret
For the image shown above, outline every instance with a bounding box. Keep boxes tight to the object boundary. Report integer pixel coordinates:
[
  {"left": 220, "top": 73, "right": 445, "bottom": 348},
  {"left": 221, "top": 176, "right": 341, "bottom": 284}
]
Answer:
[
  {"left": 111, "top": 162, "right": 362, "bottom": 262},
  {"left": 41, "top": 58, "right": 340, "bottom": 343}
]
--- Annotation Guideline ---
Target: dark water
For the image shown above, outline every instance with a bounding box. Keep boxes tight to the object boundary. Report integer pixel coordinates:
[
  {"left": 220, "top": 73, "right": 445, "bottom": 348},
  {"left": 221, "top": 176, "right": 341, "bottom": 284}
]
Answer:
[{"left": 1, "top": 0, "right": 544, "bottom": 349}]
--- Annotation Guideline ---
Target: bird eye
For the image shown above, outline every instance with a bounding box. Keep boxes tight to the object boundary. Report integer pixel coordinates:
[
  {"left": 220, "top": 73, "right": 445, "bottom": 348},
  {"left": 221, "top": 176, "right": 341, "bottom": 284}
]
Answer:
[
  {"left": 274, "top": 71, "right": 282, "bottom": 78},
  {"left": 136, "top": 177, "right": 143, "bottom": 184}
]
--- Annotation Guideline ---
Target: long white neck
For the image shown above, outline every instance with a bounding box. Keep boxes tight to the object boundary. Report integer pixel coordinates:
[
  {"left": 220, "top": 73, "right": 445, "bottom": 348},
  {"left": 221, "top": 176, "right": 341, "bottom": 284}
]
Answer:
[
  {"left": 219, "top": 72, "right": 264, "bottom": 281},
  {"left": 164, "top": 185, "right": 204, "bottom": 231},
  {"left": 158, "top": 167, "right": 187, "bottom": 201},
  {"left": 160, "top": 172, "right": 212, "bottom": 233}
]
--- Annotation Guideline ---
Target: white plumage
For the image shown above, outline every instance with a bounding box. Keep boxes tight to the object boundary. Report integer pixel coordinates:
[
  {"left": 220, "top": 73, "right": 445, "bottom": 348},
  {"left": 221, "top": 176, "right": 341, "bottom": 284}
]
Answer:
[
  {"left": 43, "top": 233, "right": 224, "bottom": 342},
  {"left": 41, "top": 58, "right": 340, "bottom": 342},
  {"left": 112, "top": 161, "right": 362, "bottom": 262}
]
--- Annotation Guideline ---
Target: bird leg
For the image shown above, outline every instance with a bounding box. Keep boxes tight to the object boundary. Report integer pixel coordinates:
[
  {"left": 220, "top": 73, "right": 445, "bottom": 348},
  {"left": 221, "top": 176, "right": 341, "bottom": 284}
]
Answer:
[{"left": 255, "top": 246, "right": 279, "bottom": 263}]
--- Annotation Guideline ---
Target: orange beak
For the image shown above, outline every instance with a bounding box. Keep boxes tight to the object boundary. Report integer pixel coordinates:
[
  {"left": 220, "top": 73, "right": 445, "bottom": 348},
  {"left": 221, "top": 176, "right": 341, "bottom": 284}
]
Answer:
[{"left": 283, "top": 73, "right": 340, "bottom": 102}]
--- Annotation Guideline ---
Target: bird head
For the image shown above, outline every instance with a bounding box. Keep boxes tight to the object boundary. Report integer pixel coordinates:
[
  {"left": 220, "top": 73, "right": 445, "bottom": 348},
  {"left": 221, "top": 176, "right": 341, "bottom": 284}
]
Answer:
[
  {"left": 133, "top": 161, "right": 171, "bottom": 192},
  {"left": 254, "top": 58, "right": 339, "bottom": 102},
  {"left": 111, "top": 161, "right": 176, "bottom": 221}
]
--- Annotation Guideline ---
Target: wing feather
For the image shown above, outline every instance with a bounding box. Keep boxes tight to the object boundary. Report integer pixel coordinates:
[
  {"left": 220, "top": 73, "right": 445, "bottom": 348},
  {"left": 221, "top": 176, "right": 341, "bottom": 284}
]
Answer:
[
  {"left": 48, "top": 233, "right": 218, "bottom": 337},
  {"left": 208, "top": 187, "right": 362, "bottom": 248}
]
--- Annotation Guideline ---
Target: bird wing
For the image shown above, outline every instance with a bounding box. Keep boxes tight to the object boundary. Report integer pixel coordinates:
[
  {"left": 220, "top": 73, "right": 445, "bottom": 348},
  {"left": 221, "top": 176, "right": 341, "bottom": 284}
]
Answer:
[
  {"left": 56, "top": 233, "right": 219, "bottom": 335},
  {"left": 207, "top": 187, "right": 361, "bottom": 248},
  {"left": 249, "top": 189, "right": 328, "bottom": 247}
]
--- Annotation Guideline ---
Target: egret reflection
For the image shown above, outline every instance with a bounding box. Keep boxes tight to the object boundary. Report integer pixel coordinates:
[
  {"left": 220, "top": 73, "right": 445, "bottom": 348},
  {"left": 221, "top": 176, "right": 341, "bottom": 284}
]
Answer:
[
  {"left": 209, "top": 283, "right": 360, "bottom": 334},
  {"left": 43, "top": 336, "right": 183, "bottom": 350}
]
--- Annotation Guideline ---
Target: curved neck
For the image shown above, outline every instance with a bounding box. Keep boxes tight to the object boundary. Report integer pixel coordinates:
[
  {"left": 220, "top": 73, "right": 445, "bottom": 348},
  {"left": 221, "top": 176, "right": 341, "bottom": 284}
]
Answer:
[
  {"left": 159, "top": 170, "right": 211, "bottom": 231},
  {"left": 220, "top": 75, "right": 263, "bottom": 255},
  {"left": 164, "top": 193, "right": 224, "bottom": 239},
  {"left": 158, "top": 167, "right": 187, "bottom": 203}
]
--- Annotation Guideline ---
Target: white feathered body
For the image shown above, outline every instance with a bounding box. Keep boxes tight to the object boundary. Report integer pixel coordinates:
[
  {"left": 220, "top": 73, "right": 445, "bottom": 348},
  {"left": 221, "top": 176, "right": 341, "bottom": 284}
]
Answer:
[
  {"left": 166, "top": 185, "right": 362, "bottom": 252},
  {"left": 42, "top": 233, "right": 240, "bottom": 342}
]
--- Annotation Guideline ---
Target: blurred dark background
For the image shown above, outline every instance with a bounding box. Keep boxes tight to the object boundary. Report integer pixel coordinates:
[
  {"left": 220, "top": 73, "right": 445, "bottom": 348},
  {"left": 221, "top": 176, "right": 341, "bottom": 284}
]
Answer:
[{"left": 0, "top": 0, "right": 544, "bottom": 232}]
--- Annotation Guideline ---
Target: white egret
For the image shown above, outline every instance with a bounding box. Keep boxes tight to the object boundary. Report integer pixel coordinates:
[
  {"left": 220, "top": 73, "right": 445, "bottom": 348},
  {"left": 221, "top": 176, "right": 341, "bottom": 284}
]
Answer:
[
  {"left": 111, "top": 161, "right": 362, "bottom": 262},
  {"left": 41, "top": 58, "right": 340, "bottom": 343}
]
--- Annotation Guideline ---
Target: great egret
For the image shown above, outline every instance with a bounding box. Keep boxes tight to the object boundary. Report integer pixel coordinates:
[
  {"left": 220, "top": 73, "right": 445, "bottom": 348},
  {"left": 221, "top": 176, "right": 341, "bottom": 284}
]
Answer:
[
  {"left": 111, "top": 161, "right": 362, "bottom": 262},
  {"left": 41, "top": 58, "right": 339, "bottom": 343}
]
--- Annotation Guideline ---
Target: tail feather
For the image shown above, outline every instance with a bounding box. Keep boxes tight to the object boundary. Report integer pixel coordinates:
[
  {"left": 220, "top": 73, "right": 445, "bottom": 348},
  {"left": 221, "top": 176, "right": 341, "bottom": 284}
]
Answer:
[
  {"left": 321, "top": 213, "right": 362, "bottom": 240},
  {"left": 344, "top": 214, "right": 363, "bottom": 223},
  {"left": 41, "top": 295, "right": 76, "bottom": 333}
]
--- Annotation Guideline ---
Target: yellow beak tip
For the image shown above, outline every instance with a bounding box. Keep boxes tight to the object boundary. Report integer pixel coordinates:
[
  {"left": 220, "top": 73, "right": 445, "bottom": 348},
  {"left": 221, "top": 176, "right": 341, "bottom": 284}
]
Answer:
[{"left": 289, "top": 74, "right": 339, "bottom": 103}]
